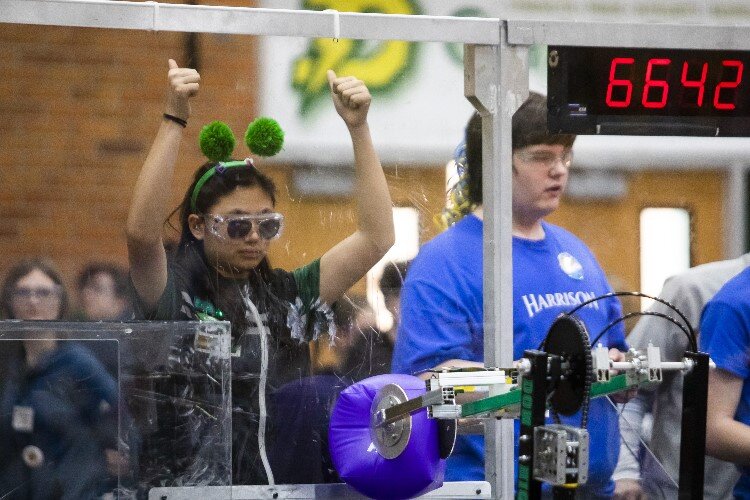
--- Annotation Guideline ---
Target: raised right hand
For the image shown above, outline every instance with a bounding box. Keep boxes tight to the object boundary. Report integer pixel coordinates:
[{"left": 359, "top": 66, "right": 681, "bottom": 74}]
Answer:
[{"left": 165, "top": 59, "right": 200, "bottom": 122}]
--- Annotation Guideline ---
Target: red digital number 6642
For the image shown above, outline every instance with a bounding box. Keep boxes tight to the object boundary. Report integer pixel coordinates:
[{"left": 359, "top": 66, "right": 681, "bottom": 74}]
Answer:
[{"left": 605, "top": 57, "right": 743, "bottom": 110}]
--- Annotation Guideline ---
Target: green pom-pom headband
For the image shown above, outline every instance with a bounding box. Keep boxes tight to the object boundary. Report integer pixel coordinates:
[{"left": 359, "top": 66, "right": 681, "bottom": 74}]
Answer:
[
  {"left": 191, "top": 117, "right": 285, "bottom": 212},
  {"left": 246, "top": 117, "right": 284, "bottom": 157},
  {"left": 199, "top": 121, "right": 236, "bottom": 162}
]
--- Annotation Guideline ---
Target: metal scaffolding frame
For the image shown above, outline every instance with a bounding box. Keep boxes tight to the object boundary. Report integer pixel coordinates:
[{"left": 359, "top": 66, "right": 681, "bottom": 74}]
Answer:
[{"left": 4, "top": 2, "right": 750, "bottom": 497}]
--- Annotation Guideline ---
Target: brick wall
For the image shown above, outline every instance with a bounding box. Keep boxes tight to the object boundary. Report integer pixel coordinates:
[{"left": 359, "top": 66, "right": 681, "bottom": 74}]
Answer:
[{"left": 0, "top": 8, "right": 446, "bottom": 299}]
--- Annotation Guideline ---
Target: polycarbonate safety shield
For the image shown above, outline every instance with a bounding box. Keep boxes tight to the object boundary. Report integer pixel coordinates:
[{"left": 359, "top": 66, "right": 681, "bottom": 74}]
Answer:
[{"left": 0, "top": 321, "right": 232, "bottom": 499}]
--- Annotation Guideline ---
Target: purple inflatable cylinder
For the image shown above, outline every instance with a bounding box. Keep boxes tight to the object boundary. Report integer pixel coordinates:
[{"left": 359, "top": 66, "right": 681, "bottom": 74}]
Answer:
[{"left": 329, "top": 374, "right": 445, "bottom": 500}]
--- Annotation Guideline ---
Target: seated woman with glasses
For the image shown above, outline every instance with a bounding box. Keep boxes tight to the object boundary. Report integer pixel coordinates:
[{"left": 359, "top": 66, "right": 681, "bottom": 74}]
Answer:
[
  {"left": 0, "top": 258, "right": 121, "bottom": 498},
  {"left": 126, "top": 60, "right": 394, "bottom": 485}
]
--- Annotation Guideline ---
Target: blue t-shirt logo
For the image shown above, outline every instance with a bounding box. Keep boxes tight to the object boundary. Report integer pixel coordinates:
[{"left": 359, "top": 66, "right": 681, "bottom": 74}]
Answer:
[{"left": 558, "top": 252, "right": 584, "bottom": 280}]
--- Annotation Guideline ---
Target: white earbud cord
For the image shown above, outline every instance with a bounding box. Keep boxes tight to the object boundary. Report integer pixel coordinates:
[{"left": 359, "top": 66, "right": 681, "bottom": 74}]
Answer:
[{"left": 241, "top": 286, "right": 275, "bottom": 486}]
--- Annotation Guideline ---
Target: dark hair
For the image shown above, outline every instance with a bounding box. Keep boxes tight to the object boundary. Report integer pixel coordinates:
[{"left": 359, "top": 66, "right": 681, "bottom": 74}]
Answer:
[
  {"left": 512, "top": 92, "right": 576, "bottom": 150},
  {"left": 379, "top": 261, "right": 409, "bottom": 299},
  {"left": 77, "top": 262, "right": 128, "bottom": 298},
  {"left": 464, "top": 92, "right": 577, "bottom": 205},
  {"left": 173, "top": 160, "right": 280, "bottom": 334},
  {"left": 1, "top": 258, "right": 69, "bottom": 320},
  {"left": 181, "top": 160, "right": 278, "bottom": 229},
  {"left": 465, "top": 112, "right": 483, "bottom": 205}
]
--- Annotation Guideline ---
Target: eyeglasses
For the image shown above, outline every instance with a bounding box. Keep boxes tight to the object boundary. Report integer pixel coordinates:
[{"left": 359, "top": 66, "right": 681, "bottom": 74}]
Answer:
[
  {"left": 514, "top": 149, "right": 573, "bottom": 169},
  {"left": 205, "top": 213, "right": 284, "bottom": 240},
  {"left": 12, "top": 286, "right": 61, "bottom": 302}
]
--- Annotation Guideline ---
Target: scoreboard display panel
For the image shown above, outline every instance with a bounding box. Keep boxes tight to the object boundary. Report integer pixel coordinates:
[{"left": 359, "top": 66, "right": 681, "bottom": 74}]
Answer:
[{"left": 547, "top": 46, "right": 750, "bottom": 136}]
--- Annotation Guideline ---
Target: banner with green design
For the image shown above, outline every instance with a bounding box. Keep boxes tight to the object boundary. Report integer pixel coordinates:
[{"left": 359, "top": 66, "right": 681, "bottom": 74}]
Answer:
[{"left": 258, "top": 0, "right": 546, "bottom": 166}]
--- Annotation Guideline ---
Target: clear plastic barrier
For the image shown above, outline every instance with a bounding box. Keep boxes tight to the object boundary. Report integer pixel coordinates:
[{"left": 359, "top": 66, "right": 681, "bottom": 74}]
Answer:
[{"left": 0, "top": 321, "right": 232, "bottom": 498}]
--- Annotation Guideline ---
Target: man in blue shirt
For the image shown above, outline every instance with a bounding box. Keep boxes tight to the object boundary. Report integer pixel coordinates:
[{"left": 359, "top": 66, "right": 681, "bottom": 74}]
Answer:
[
  {"left": 391, "top": 93, "right": 627, "bottom": 497},
  {"left": 614, "top": 255, "right": 747, "bottom": 499},
  {"left": 701, "top": 266, "right": 750, "bottom": 498}
]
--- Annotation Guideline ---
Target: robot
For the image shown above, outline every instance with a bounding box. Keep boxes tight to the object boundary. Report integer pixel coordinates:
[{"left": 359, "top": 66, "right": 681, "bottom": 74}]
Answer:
[{"left": 329, "top": 293, "right": 709, "bottom": 500}]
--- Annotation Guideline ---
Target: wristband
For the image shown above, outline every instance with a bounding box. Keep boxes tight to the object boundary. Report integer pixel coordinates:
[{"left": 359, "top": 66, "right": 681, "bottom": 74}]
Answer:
[{"left": 163, "top": 113, "right": 187, "bottom": 128}]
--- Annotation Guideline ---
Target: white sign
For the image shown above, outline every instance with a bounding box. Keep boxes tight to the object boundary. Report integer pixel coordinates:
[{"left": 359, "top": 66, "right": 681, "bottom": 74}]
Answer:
[{"left": 258, "top": 1, "right": 544, "bottom": 166}]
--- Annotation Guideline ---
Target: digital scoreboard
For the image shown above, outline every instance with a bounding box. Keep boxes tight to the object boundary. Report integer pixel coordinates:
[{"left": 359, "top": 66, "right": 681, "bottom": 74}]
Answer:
[{"left": 547, "top": 46, "right": 750, "bottom": 136}]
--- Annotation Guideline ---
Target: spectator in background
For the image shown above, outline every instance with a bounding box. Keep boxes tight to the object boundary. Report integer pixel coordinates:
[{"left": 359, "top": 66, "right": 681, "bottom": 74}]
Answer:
[
  {"left": 75, "top": 262, "right": 132, "bottom": 377},
  {"left": 339, "top": 294, "right": 394, "bottom": 381},
  {"left": 700, "top": 262, "right": 750, "bottom": 498},
  {"left": 315, "top": 262, "right": 409, "bottom": 381},
  {"left": 0, "top": 258, "right": 122, "bottom": 498},
  {"left": 0, "top": 258, "right": 69, "bottom": 321},
  {"left": 379, "top": 260, "right": 409, "bottom": 343},
  {"left": 613, "top": 255, "right": 748, "bottom": 499},
  {"left": 76, "top": 262, "right": 131, "bottom": 321}
]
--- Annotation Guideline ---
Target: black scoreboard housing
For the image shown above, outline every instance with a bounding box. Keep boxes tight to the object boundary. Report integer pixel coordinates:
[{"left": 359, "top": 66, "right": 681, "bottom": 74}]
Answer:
[{"left": 547, "top": 45, "right": 750, "bottom": 136}]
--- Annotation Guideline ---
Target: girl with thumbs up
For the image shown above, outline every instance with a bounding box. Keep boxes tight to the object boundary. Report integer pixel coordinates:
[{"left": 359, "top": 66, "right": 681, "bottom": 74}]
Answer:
[{"left": 126, "top": 59, "right": 393, "bottom": 485}]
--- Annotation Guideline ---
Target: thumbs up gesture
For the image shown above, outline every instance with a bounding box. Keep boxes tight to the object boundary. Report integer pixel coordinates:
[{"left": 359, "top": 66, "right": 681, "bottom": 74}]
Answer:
[
  {"left": 165, "top": 59, "right": 201, "bottom": 121},
  {"left": 327, "top": 70, "right": 371, "bottom": 129}
]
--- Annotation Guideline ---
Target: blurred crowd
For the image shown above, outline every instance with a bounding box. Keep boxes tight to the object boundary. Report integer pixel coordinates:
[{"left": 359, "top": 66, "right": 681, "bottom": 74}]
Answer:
[{"left": 0, "top": 256, "right": 409, "bottom": 381}]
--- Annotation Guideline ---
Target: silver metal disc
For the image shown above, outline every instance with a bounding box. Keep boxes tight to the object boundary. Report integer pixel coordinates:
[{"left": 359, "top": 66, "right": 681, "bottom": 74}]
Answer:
[{"left": 369, "top": 383, "right": 412, "bottom": 459}]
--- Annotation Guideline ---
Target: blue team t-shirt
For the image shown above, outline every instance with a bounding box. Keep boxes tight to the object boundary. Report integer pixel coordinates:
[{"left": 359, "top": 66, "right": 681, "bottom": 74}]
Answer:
[
  {"left": 392, "top": 214, "right": 626, "bottom": 495},
  {"left": 700, "top": 266, "right": 750, "bottom": 499}
]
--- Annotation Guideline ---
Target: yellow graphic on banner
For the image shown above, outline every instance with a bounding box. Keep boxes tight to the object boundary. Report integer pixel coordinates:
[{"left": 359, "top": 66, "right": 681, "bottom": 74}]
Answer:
[{"left": 292, "top": 0, "right": 420, "bottom": 115}]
